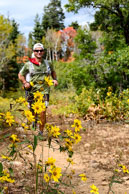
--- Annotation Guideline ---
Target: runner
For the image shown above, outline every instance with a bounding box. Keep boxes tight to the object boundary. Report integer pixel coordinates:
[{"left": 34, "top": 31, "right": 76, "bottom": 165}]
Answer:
[{"left": 18, "top": 43, "right": 58, "bottom": 135}]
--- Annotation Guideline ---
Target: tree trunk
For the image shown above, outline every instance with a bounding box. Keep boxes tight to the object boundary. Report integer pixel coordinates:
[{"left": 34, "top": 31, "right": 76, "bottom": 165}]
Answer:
[
  {"left": 52, "top": 50, "right": 54, "bottom": 61},
  {"left": 49, "top": 49, "right": 51, "bottom": 62},
  {"left": 124, "top": 27, "right": 129, "bottom": 45}
]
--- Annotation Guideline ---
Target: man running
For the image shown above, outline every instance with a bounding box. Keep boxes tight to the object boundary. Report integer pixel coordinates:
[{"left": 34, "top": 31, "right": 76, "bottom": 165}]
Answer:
[{"left": 18, "top": 43, "right": 58, "bottom": 135}]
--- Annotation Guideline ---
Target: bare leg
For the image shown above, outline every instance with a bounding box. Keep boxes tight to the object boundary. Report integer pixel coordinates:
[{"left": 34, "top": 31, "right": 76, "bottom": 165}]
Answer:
[{"left": 39, "top": 110, "right": 46, "bottom": 133}]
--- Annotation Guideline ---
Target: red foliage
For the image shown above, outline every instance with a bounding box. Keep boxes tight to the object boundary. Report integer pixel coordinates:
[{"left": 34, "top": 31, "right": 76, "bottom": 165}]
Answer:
[{"left": 59, "top": 27, "right": 77, "bottom": 48}]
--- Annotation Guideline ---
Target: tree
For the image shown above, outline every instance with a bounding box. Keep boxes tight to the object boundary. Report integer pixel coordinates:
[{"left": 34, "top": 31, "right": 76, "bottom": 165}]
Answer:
[
  {"left": 0, "top": 15, "right": 26, "bottom": 93},
  {"left": 28, "top": 32, "right": 34, "bottom": 57},
  {"left": 42, "top": 0, "right": 65, "bottom": 32},
  {"left": 44, "top": 29, "right": 61, "bottom": 61},
  {"left": 93, "top": 47, "right": 129, "bottom": 92},
  {"left": 74, "top": 26, "right": 97, "bottom": 60},
  {"left": 6, "top": 19, "right": 24, "bottom": 91},
  {"left": 60, "top": 27, "right": 77, "bottom": 60},
  {"left": 9, "top": 19, "right": 20, "bottom": 44},
  {"left": 28, "top": 32, "right": 33, "bottom": 50},
  {"left": 0, "top": 15, "right": 15, "bottom": 91},
  {"left": 32, "top": 14, "right": 44, "bottom": 43},
  {"left": 69, "top": 21, "right": 79, "bottom": 30},
  {"left": 65, "top": 0, "right": 129, "bottom": 45}
]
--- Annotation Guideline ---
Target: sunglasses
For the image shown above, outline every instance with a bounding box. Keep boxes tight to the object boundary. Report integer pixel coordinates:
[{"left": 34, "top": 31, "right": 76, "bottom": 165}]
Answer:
[{"left": 34, "top": 50, "right": 44, "bottom": 53}]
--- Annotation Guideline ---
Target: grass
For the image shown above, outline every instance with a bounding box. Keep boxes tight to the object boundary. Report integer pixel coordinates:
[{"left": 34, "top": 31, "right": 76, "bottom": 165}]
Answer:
[{"left": 50, "top": 88, "right": 77, "bottom": 116}]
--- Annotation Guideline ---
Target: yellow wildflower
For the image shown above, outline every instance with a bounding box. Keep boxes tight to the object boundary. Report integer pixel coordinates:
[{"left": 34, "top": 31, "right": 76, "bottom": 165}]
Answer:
[
  {"left": 45, "top": 157, "right": 56, "bottom": 166},
  {"left": 44, "top": 173, "right": 50, "bottom": 182},
  {"left": 37, "top": 164, "right": 42, "bottom": 170},
  {"left": 9, "top": 143, "right": 17, "bottom": 148},
  {"left": 0, "top": 170, "right": 15, "bottom": 183},
  {"left": 16, "top": 97, "right": 28, "bottom": 106},
  {"left": 73, "top": 133, "right": 82, "bottom": 144},
  {"left": 65, "top": 138, "right": 74, "bottom": 151},
  {"left": 45, "top": 76, "right": 53, "bottom": 86},
  {"left": 33, "top": 91, "right": 43, "bottom": 101},
  {"left": 107, "top": 91, "right": 112, "bottom": 96},
  {"left": 21, "top": 123, "right": 29, "bottom": 130},
  {"left": 4, "top": 176, "right": 15, "bottom": 183},
  {"left": 5, "top": 112, "right": 15, "bottom": 126},
  {"left": 10, "top": 134, "right": 19, "bottom": 143},
  {"left": 121, "top": 165, "right": 129, "bottom": 173},
  {"left": 67, "top": 158, "right": 75, "bottom": 165},
  {"left": 71, "top": 119, "right": 82, "bottom": 132},
  {"left": 65, "top": 129, "right": 73, "bottom": 137},
  {"left": 39, "top": 101, "right": 46, "bottom": 111},
  {"left": 37, "top": 120, "right": 42, "bottom": 125},
  {"left": 3, "top": 170, "right": 9, "bottom": 176},
  {"left": 27, "top": 145, "right": 33, "bottom": 150},
  {"left": 65, "top": 138, "right": 73, "bottom": 146},
  {"left": 31, "top": 101, "right": 45, "bottom": 114},
  {"left": 50, "top": 126, "right": 61, "bottom": 138},
  {"left": 49, "top": 166, "right": 62, "bottom": 182},
  {"left": 79, "top": 173, "right": 87, "bottom": 181},
  {"left": 24, "top": 110, "right": 35, "bottom": 123},
  {"left": 16, "top": 97, "right": 25, "bottom": 103},
  {"left": 90, "top": 184, "right": 99, "bottom": 194},
  {"left": 46, "top": 123, "right": 53, "bottom": 133},
  {"left": 30, "top": 81, "right": 34, "bottom": 87},
  {"left": 1, "top": 155, "right": 11, "bottom": 161}
]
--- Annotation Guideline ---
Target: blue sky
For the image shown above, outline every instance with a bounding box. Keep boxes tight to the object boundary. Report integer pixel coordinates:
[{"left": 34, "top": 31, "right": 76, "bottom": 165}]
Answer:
[{"left": 0, "top": 0, "right": 95, "bottom": 41}]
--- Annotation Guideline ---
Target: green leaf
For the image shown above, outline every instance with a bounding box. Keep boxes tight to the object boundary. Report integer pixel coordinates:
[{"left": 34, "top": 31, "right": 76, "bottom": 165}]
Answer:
[
  {"left": 48, "top": 137, "right": 52, "bottom": 148},
  {"left": 1, "top": 133, "right": 11, "bottom": 139},
  {"left": 9, "top": 150, "right": 16, "bottom": 157},
  {"left": 60, "top": 146, "right": 66, "bottom": 152},
  {"left": 17, "top": 140, "right": 30, "bottom": 145},
  {"left": 9, "top": 167, "right": 13, "bottom": 176},
  {"left": 33, "top": 135, "right": 37, "bottom": 151},
  {"left": 0, "top": 163, "right": 3, "bottom": 173},
  {"left": 68, "top": 151, "right": 73, "bottom": 158}
]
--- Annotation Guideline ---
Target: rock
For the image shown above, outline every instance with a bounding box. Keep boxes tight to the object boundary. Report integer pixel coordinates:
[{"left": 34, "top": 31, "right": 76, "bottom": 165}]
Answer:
[
  {"left": 84, "top": 143, "right": 90, "bottom": 148},
  {"left": 90, "top": 160, "right": 99, "bottom": 168},
  {"left": 11, "top": 161, "right": 22, "bottom": 167},
  {"left": 101, "top": 181, "right": 107, "bottom": 186}
]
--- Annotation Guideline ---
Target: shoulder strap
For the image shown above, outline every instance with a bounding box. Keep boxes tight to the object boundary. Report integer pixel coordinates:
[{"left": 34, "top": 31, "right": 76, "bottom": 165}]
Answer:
[
  {"left": 28, "top": 60, "right": 51, "bottom": 76},
  {"left": 44, "top": 60, "right": 51, "bottom": 75},
  {"left": 28, "top": 61, "right": 34, "bottom": 73}
]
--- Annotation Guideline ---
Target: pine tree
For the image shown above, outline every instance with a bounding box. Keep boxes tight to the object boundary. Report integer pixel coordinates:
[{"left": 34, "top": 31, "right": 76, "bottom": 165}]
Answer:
[
  {"left": 32, "top": 14, "right": 44, "bottom": 43},
  {"left": 9, "top": 19, "right": 19, "bottom": 44},
  {"left": 41, "top": 0, "right": 65, "bottom": 32},
  {"left": 28, "top": 32, "right": 33, "bottom": 49},
  {"left": 0, "top": 16, "right": 25, "bottom": 93}
]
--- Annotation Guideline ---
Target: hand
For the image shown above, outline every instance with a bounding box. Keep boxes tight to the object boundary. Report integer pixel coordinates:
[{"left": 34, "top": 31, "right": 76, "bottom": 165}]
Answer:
[
  {"left": 53, "top": 80, "right": 58, "bottom": 86},
  {"left": 24, "top": 82, "right": 30, "bottom": 89}
]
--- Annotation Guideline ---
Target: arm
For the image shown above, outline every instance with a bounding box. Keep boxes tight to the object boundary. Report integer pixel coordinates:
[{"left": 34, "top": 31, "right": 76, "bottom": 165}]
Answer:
[
  {"left": 51, "top": 71, "right": 58, "bottom": 86},
  {"left": 18, "top": 73, "right": 30, "bottom": 89}
]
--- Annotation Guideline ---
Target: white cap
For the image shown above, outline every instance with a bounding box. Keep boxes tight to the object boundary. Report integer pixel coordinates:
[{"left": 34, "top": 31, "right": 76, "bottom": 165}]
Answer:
[{"left": 33, "top": 43, "right": 44, "bottom": 50}]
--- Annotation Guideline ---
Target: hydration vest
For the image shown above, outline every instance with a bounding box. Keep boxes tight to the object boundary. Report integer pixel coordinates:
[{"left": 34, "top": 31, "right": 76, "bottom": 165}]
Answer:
[{"left": 26, "top": 60, "right": 51, "bottom": 82}]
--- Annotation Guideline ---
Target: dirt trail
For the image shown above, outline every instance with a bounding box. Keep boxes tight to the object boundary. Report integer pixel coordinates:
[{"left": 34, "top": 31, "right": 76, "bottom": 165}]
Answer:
[
  {"left": 35, "top": 142, "right": 85, "bottom": 171},
  {"left": 33, "top": 106, "right": 129, "bottom": 193},
  {"left": 1, "top": 105, "right": 129, "bottom": 193}
]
